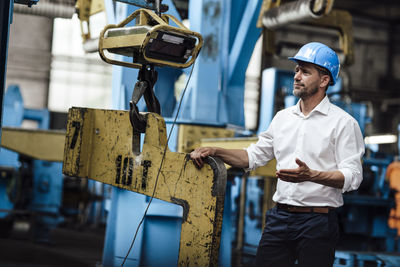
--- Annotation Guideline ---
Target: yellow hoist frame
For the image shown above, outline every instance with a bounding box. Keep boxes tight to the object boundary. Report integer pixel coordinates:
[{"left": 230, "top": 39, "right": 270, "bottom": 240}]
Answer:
[{"left": 98, "top": 8, "right": 203, "bottom": 69}]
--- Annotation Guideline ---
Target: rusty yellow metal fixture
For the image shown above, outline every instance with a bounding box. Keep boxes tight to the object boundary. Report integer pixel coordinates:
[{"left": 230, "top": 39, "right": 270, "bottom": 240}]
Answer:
[
  {"left": 1, "top": 127, "right": 65, "bottom": 161},
  {"left": 62, "top": 107, "right": 226, "bottom": 266}
]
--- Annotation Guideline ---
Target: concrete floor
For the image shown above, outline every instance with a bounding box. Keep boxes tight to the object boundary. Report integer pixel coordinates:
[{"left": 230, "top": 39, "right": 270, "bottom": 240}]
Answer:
[{"left": 0, "top": 227, "right": 105, "bottom": 267}]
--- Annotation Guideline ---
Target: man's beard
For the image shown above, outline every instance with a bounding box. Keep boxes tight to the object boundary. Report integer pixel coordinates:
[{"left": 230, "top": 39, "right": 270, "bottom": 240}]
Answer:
[{"left": 293, "top": 84, "right": 318, "bottom": 99}]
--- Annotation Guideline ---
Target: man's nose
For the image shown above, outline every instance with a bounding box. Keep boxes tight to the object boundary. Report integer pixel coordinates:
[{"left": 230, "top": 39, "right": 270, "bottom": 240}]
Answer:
[{"left": 294, "top": 71, "right": 301, "bottom": 81}]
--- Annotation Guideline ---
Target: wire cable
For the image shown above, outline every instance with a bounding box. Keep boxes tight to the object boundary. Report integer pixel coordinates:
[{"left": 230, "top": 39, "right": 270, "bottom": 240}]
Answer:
[{"left": 121, "top": 62, "right": 195, "bottom": 266}]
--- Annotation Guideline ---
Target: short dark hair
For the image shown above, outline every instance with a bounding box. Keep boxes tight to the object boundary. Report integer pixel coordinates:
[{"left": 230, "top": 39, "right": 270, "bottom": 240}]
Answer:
[
  {"left": 315, "top": 65, "right": 330, "bottom": 78},
  {"left": 314, "top": 65, "right": 331, "bottom": 91}
]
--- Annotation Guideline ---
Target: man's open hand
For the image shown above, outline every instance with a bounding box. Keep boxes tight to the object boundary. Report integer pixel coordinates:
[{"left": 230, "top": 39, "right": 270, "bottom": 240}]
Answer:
[{"left": 276, "top": 158, "right": 319, "bottom": 183}]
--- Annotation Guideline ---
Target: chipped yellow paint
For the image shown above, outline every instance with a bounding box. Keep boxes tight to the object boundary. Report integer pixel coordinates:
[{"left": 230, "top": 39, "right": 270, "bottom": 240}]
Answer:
[
  {"left": 1, "top": 127, "right": 65, "bottom": 161},
  {"left": 63, "top": 107, "right": 226, "bottom": 266}
]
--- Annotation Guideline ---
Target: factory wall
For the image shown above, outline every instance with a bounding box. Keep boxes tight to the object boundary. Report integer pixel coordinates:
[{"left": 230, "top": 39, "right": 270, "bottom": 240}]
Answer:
[
  {"left": 4, "top": 12, "right": 113, "bottom": 117},
  {"left": 5, "top": 13, "right": 53, "bottom": 109}
]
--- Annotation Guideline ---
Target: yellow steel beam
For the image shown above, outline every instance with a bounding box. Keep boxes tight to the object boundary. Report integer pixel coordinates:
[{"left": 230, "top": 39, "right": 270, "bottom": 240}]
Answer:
[
  {"left": 1, "top": 127, "right": 65, "bottom": 162},
  {"left": 200, "top": 137, "right": 277, "bottom": 177},
  {"left": 62, "top": 107, "right": 227, "bottom": 266},
  {"left": 177, "top": 124, "right": 235, "bottom": 153}
]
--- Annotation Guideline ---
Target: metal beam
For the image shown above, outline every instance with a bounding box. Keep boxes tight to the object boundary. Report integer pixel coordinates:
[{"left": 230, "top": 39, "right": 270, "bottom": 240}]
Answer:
[
  {"left": 228, "top": 0, "right": 262, "bottom": 81},
  {"left": 1, "top": 127, "right": 65, "bottom": 161},
  {"left": 226, "top": 0, "right": 262, "bottom": 127}
]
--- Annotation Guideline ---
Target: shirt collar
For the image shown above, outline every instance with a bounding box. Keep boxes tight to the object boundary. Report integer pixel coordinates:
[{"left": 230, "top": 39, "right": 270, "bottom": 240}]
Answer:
[{"left": 292, "top": 95, "right": 330, "bottom": 116}]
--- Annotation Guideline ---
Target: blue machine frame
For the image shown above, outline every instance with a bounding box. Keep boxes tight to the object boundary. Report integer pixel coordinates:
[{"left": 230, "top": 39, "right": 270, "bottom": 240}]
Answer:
[{"left": 0, "top": 85, "right": 63, "bottom": 243}]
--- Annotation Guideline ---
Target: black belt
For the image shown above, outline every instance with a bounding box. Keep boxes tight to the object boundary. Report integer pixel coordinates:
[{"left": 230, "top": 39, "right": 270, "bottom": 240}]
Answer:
[{"left": 277, "top": 203, "right": 335, "bottom": 214}]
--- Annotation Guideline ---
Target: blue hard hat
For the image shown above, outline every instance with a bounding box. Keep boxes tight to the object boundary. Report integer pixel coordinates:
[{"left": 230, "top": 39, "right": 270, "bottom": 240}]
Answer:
[{"left": 289, "top": 42, "right": 340, "bottom": 85}]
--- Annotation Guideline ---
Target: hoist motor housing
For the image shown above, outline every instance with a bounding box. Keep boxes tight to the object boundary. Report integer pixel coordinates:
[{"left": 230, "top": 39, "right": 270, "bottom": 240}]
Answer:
[{"left": 99, "top": 8, "right": 203, "bottom": 69}]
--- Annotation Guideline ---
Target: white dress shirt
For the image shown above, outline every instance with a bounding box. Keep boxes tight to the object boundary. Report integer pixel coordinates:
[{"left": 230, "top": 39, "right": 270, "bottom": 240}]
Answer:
[{"left": 246, "top": 96, "right": 365, "bottom": 207}]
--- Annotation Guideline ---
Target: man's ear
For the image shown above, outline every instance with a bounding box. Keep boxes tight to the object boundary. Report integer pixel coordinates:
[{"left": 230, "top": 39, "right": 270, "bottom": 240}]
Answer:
[{"left": 320, "top": 74, "right": 330, "bottom": 88}]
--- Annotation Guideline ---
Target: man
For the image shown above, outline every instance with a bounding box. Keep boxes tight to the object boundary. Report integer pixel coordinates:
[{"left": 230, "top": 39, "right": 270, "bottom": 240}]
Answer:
[{"left": 190, "top": 42, "right": 365, "bottom": 267}]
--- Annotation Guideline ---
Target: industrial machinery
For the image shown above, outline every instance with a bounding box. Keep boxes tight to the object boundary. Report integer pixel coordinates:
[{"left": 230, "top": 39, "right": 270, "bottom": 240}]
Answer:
[
  {"left": 2, "top": 0, "right": 400, "bottom": 266},
  {"left": 0, "top": 85, "right": 64, "bottom": 243},
  {"left": 65, "top": 0, "right": 230, "bottom": 266},
  {"left": 0, "top": 84, "right": 108, "bottom": 242},
  {"left": 68, "top": 0, "right": 391, "bottom": 266}
]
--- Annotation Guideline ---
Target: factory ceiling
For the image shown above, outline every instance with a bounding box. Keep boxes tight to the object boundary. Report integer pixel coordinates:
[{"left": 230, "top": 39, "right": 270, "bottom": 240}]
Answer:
[
  {"left": 172, "top": 0, "right": 400, "bottom": 25},
  {"left": 334, "top": 0, "right": 400, "bottom": 23},
  {"left": 37, "top": 1, "right": 400, "bottom": 25}
]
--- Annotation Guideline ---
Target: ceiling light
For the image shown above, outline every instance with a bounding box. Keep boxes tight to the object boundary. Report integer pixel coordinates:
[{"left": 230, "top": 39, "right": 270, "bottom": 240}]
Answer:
[{"left": 364, "top": 134, "right": 397, "bottom": 145}]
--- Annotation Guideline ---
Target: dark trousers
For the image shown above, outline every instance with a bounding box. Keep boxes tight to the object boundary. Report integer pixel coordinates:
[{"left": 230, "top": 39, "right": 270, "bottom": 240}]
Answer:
[{"left": 255, "top": 206, "right": 339, "bottom": 267}]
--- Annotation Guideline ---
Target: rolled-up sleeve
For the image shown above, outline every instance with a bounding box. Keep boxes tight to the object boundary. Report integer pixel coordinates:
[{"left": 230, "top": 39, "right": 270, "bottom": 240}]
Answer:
[
  {"left": 336, "top": 118, "right": 365, "bottom": 193},
  {"left": 245, "top": 119, "right": 275, "bottom": 171}
]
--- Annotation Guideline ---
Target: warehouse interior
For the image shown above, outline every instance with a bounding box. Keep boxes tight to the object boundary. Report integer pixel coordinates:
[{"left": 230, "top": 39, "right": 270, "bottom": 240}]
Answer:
[{"left": 1, "top": 0, "right": 400, "bottom": 266}]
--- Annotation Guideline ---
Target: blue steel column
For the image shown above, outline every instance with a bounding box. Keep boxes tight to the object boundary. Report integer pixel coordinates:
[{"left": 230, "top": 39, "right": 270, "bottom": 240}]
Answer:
[
  {"left": 178, "top": 0, "right": 229, "bottom": 125},
  {"left": 0, "top": 0, "right": 13, "bottom": 141},
  {"left": 179, "top": 0, "right": 261, "bottom": 127},
  {"left": 226, "top": 0, "right": 262, "bottom": 126}
]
